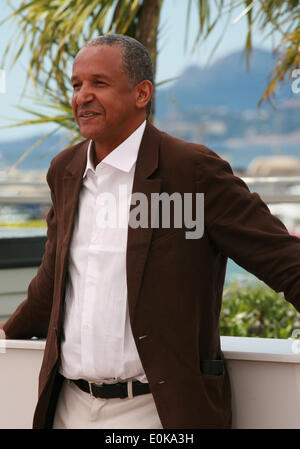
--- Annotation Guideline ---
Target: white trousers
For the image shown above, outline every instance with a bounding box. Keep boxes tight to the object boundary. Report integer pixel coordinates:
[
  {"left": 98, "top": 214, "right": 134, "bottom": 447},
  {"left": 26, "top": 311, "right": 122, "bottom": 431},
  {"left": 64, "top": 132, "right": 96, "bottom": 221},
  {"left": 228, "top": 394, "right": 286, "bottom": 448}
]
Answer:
[{"left": 53, "top": 379, "right": 163, "bottom": 429}]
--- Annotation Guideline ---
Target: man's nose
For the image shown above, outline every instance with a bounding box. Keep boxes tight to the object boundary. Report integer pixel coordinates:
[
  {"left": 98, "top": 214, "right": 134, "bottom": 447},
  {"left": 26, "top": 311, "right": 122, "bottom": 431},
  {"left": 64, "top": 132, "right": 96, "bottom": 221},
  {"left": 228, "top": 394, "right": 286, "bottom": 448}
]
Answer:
[{"left": 75, "top": 84, "right": 94, "bottom": 105}]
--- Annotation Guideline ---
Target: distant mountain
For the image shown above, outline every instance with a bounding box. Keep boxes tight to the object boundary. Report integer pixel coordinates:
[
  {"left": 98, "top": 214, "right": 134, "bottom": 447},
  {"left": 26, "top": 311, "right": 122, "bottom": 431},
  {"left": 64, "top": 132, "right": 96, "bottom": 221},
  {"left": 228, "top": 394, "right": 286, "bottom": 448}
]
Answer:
[
  {"left": 154, "top": 47, "right": 300, "bottom": 171},
  {"left": 156, "top": 48, "right": 295, "bottom": 119},
  {"left": 0, "top": 133, "right": 72, "bottom": 171}
]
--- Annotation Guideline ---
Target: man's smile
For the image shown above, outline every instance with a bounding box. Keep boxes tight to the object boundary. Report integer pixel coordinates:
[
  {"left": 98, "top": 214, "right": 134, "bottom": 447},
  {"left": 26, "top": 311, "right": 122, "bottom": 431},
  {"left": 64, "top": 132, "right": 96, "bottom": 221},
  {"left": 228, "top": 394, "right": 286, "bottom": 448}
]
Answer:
[{"left": 78, "top": 110, "right": 102, "bottom": 121}]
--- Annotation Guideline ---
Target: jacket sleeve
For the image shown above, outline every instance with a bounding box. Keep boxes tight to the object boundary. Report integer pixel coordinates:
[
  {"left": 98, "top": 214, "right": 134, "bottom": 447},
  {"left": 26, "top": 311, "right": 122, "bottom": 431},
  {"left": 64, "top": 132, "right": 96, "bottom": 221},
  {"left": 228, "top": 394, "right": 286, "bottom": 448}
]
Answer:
[
  {"left": 3, "top": 163, "right": 57, "bottom": 339},
  {"left": 196, "top": 149, "right": 300, "bottom": 312}
]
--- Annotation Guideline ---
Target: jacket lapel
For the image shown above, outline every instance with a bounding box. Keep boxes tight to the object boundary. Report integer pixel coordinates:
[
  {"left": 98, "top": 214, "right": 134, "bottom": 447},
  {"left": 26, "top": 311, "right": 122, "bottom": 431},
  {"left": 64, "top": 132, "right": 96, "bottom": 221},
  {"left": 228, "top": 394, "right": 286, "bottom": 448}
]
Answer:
[
  {"left": 56, "top": 140, "right": 89, "bottom": 322},
  {"left": 62, "top": 140, "right": 89, "bottom": 248},
  {"left": 126, "top": 122, "right": 162, "bottom": 324}
]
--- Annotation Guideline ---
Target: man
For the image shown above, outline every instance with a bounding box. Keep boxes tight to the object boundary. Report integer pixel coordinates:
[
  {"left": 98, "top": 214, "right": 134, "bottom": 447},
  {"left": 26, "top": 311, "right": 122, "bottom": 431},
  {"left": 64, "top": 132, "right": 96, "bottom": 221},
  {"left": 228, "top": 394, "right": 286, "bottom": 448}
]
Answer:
[{"left": 1, "top": 34, "right": 300, "bottom": 429}]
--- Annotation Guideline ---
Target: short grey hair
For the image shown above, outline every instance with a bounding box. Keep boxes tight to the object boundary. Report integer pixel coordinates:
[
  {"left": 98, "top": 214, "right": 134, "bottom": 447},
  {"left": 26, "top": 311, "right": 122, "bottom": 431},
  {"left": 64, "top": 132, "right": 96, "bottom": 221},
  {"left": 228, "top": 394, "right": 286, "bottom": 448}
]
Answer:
[{"left": 84, "top": 34, "right": 153, "bottom": 116}]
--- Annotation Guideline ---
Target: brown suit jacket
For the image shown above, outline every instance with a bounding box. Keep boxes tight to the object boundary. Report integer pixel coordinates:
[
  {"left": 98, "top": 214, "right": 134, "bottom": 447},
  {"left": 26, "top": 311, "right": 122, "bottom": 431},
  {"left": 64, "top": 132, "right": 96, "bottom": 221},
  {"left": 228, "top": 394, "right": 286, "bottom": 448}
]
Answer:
[{"left": 4, "top": 122, "right": 300, "bottom": 428}]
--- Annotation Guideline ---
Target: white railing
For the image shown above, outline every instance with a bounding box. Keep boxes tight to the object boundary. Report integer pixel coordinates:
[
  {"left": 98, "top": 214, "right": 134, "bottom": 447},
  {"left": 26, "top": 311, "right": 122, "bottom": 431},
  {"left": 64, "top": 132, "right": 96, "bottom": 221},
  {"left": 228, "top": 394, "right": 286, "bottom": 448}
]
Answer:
[
  {"left": 2, "top": 176, "right": 300, "bottom": 204},
  {"left": 243, "top": 176, "right": 300, "bottom": 203},
  {"left": 243, "top": 176, "right": 300, "bottom": 184},
  {"left": 1, "top": 336, "right": 300, "bottom": 429}
]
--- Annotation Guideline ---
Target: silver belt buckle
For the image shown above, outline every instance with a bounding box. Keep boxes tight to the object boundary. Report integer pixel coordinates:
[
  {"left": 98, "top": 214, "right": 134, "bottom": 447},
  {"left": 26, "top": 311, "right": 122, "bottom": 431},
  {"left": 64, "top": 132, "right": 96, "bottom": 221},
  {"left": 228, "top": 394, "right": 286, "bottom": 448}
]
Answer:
[
  {"left": 127, "top": 380, "right": 133, "bottom": 399},
  {"left": 88, "top": 380, "right": 103, "bottom": 399},
  {"left": 88, "top": 381, "right": 94, "bottom": 399}
]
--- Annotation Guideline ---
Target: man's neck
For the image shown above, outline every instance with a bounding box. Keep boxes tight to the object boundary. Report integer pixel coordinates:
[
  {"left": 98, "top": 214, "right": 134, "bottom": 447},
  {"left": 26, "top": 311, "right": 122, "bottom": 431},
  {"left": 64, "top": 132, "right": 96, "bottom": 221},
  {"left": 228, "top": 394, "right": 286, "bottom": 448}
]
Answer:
[{"left": 93, "top": 118, "right": 146, "bottom": 166}]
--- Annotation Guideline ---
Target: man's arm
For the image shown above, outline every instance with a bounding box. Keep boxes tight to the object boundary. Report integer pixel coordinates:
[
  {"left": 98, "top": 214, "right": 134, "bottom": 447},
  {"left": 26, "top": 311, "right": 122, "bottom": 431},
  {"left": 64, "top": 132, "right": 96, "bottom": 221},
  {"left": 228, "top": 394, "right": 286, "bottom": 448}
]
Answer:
[
  {"left": 0, "top": 321, "right": 5, "bottom": 339},
  {"left": 2, "top": 163, "right": 58, "bottom": 339},
  {"left": 197, "top": 149, "right": 300, "bottom": 312}
]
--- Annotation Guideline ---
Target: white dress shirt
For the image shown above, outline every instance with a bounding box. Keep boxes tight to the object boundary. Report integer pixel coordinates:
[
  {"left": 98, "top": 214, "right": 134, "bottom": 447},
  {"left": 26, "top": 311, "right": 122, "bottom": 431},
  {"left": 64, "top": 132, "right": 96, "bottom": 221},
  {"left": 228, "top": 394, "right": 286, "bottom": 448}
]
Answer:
[{"left": 59, "top": 120, "right": 147, "bottom": 383}]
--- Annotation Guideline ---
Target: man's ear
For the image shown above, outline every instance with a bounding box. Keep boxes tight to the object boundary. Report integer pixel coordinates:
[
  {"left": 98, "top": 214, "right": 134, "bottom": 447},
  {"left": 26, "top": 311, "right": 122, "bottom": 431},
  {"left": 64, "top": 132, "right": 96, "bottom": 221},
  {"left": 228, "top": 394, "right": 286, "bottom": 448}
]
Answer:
[{"left": 135, "top": 80, "right": 153, "bottom": 110}]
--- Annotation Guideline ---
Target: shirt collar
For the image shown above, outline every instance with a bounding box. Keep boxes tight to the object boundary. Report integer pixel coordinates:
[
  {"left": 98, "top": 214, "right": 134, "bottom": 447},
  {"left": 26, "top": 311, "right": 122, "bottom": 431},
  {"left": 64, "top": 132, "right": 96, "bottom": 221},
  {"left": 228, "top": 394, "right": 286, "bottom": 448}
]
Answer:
[{"left": 83, "top": 120, "right": 146, "bottom": 178}]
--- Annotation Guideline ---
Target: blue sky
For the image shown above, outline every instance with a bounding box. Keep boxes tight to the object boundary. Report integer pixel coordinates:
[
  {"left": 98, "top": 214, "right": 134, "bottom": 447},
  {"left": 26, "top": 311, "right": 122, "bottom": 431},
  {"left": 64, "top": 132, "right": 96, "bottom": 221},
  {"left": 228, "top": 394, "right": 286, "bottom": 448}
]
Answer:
[{"left": 0, "top": 0, "right": 281, "bottom": 141}]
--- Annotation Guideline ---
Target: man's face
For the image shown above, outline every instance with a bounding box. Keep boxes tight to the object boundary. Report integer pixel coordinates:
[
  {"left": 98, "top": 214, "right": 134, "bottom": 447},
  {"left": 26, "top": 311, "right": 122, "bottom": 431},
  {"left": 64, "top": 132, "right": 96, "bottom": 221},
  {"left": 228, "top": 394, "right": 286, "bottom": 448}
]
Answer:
[{"left": 71, "top": 45, "right": 140, "bottom": 145}]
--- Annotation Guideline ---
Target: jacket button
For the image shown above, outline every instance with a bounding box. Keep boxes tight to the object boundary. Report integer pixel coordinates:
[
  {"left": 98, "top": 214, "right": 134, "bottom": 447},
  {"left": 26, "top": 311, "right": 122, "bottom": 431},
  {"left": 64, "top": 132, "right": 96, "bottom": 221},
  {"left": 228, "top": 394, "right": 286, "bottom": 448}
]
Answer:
[
  {"left": 138, "top": 335, "right": 148, "bottom": 340},
  {"left": 157, "top": 380, "right": 165, "bottom": 385}
]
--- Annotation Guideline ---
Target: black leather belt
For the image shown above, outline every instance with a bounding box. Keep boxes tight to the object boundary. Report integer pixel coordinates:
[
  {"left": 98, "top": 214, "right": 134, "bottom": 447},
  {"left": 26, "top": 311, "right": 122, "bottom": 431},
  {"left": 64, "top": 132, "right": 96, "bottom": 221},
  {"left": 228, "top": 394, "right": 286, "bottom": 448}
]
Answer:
[{"left": 70, "top": 378, "right": 151, "bottom": 399}]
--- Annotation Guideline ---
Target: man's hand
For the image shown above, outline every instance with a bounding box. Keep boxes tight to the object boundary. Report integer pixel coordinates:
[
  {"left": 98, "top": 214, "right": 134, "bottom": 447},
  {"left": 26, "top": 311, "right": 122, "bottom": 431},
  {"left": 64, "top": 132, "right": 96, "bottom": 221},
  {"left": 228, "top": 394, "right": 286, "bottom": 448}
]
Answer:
[{"left": 0, "top": 322, "right": 6, "bottom": 339}]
